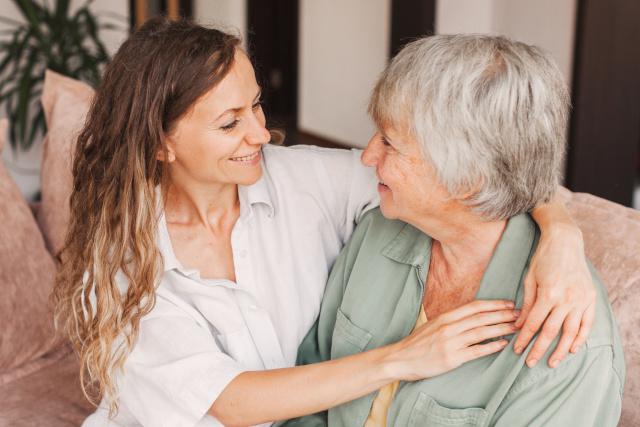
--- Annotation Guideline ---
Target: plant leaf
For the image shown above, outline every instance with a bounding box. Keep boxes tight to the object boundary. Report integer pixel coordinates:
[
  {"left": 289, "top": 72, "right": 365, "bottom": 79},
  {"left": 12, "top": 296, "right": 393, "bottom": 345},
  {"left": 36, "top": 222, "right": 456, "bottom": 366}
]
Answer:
[{"left": 54, "top": 0, "right": 70, "bottom": 23}]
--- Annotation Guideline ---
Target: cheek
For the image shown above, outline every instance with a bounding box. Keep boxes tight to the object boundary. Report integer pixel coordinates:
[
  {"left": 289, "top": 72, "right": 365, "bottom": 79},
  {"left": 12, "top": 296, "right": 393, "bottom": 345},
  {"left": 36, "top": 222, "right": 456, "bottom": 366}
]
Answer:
[{"left": 178, "top": 132, "right": 240, "bottom": 174}]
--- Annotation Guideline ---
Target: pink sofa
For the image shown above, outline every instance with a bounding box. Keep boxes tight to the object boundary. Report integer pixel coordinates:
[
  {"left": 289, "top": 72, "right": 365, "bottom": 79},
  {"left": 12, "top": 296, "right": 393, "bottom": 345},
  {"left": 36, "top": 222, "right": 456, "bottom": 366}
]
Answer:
[{"left": 0, "top": 71, "right": 638, "bottom": 426}]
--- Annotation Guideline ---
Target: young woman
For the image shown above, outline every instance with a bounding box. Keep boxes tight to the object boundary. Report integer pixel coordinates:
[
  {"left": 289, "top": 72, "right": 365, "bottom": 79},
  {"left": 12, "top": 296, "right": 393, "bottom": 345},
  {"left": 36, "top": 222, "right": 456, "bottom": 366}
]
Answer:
[{"left": 53, "top": 18, "right": 595, "bottom": 427}]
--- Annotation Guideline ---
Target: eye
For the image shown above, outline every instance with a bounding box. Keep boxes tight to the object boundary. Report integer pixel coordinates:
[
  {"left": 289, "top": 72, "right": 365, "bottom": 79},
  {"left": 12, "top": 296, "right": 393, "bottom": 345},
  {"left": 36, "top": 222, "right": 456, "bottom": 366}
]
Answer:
[
  {"left": 252, "top": 99, "right": 263, "bottom": 110},
  {"left": 220, "top": 119, "right": 239, "bottom": 132},
  {"left": 380, "top": 135, "right": 391, "bottom": 146}
]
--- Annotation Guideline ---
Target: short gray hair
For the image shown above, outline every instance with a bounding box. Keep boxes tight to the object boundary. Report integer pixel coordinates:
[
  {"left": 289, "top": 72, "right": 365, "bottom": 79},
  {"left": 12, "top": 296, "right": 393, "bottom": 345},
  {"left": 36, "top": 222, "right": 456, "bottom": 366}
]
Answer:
[{"left": 369, "top": 35, "right": 569, "bottom": 220}]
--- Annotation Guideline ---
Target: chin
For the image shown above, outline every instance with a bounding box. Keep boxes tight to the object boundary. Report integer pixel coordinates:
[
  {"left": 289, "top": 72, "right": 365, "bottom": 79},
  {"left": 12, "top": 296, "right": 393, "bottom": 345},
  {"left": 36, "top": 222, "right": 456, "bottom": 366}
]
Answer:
[
  {"left": 379, "top": 202, "right": 398, "bottom": 220},
  {"left": 236, "top": 168, "right": 264, "bottom": 186}
]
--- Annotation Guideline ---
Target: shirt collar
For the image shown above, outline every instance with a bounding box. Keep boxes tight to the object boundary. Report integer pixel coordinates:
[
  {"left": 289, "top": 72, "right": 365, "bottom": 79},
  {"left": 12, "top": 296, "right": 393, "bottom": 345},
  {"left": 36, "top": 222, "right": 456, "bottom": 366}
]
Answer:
[
  {"left": 381, "top": 222, "right": 432, "bottom": 268},
  {"left": 157, "top": 208, "right": 183, "bottom": 273},
  {"left": 475, "top": 214, "right": 538, "bottom": 302},
  {"left": 155, "top": 163, "right": 276, "bottom": 274},
  {"left": 238, "top": 165, "right": 276, "bottom": 219},
  {"left": 381, "top": 213, "right": 538, "bottom": 301}
]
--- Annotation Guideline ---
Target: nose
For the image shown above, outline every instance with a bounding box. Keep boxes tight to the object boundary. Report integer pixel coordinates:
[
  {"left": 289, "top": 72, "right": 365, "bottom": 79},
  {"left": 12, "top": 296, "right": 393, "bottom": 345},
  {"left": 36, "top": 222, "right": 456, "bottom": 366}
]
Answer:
[
  {"left": 246, "top": 114, "right": 271, "bottom": 146},
  {"left": 361, "top": 133, "right": 382, "bottom": 167}
]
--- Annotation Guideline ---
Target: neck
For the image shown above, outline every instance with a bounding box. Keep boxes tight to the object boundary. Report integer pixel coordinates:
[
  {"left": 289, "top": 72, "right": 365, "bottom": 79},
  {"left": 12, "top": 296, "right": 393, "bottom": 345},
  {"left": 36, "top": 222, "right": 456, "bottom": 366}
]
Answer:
[
  {"left": 164, "top": 178, "right": 239, "bottom": 230},
  {"left": 413, "top": 209, "right": 507, "bottom": 278}
]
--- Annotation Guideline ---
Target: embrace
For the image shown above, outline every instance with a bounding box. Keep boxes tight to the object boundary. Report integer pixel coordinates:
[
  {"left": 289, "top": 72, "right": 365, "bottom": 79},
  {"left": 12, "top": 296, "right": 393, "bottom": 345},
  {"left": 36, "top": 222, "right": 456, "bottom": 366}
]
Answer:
[{"left": 53, "top": 18, "right": 624, "bottom": 427}]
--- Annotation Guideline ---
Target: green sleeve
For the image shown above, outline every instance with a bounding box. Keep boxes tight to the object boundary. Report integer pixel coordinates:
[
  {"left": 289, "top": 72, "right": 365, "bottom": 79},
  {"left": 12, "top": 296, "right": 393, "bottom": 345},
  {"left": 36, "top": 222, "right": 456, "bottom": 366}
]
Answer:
[{"left": 491, "top": 346, "right": 623, "bottom": 427}]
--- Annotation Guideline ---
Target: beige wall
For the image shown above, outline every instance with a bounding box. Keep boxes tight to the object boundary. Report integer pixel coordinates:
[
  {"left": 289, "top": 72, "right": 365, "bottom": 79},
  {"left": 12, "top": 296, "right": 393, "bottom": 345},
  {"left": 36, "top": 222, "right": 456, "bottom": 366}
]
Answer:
[
  {"left": 193, "top": 0, "right": 247, "bottom": 43},
  {"left": 436, "top": 0, "right": 578, "bottom": 86},
  {"left": 298, "top": 0, "right": 391, "bottom": 148}
]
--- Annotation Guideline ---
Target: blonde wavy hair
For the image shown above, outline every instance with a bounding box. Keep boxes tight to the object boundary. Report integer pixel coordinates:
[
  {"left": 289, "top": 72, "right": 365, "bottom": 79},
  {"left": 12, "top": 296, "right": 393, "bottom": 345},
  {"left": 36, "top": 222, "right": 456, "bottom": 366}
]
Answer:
[{"left": 52, "top": 17, "right": 241, "bottom": 415}]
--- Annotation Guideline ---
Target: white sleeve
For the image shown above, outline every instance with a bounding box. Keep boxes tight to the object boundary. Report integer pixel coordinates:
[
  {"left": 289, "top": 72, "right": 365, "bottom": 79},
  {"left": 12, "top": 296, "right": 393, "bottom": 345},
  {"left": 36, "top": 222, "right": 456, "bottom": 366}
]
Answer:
[
  {"left": 115, "top": 312, "right": 246, "bottom": 427},
  {"left": 336, "top": 149, "right": 379, "bottom": 241}
]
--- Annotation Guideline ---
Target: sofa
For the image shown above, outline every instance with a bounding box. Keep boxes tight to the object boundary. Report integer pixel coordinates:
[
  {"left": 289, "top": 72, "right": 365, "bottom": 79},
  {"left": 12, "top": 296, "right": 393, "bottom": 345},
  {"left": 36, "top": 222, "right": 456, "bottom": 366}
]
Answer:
[{"left": 0, "top": 71, "right": 638, "bottom": 426}]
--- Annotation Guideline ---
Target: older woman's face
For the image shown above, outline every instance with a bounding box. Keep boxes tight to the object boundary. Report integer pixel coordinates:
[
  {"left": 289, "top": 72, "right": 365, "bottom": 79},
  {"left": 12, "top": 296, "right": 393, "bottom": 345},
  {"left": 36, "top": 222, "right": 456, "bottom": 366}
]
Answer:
[{"left": 361, "top": 126, "right": 452, "bottom": 223}]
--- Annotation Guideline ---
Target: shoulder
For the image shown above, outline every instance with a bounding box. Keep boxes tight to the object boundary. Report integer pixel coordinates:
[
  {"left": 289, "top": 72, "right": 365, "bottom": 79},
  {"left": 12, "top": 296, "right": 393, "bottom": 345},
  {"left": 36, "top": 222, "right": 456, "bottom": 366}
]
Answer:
[
  {"left": 507, "top": 343, "right": 622, "bottom": 402},
  {"left": 263, "top": 143, "right": 359, "bottom": 162},
  {"left": 333, "top": 208, "right": 410, "bottom": 276},
  {"left": 262, "top": 144, "right": 365, "bottom": 179},
  {"left": 344, "top": 208, "right": 405, "bottom": 250}
]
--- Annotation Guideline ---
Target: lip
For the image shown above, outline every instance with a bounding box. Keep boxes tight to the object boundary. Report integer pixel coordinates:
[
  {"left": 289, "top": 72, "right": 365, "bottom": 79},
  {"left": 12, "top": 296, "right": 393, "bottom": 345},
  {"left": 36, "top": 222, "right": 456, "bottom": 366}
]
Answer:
[{"left": 229, "top": 150, "right": 261, "bottom": 165}]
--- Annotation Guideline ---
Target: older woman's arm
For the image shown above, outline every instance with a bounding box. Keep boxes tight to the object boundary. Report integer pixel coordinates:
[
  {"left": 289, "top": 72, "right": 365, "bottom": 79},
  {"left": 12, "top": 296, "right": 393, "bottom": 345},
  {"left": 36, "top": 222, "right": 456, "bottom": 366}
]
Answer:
[{"left": 517, "top": 193, "right": 596, "bottom": 368}]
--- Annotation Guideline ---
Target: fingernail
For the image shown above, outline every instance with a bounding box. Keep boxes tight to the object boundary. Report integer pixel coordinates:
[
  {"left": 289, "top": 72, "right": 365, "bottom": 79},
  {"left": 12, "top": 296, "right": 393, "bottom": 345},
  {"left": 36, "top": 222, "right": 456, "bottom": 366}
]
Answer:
[
  {"left": 513, "top": 310, "right": 521, "bottom": 317},
  {"left": 506, "top": 301, "right": 515, "bottom": 308},
  {"left": 526, "top": 358, "right": 538, "bottom": 368},
  {"left": 570, "top": 345, "right": 581, "bottom": 353},
  {"left": 514, "top": 346, "right": 523, "bottom": 354},
  {"left": 549, "top": 359, "right": 559, "bottom": 368}
]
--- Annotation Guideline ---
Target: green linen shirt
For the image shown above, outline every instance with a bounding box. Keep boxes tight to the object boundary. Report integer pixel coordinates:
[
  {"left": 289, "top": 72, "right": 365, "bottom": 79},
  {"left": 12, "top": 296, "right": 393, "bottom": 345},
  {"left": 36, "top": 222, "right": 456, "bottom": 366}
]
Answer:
[{"left": 280, "top": 209, "right": 625, "bottom": 427}]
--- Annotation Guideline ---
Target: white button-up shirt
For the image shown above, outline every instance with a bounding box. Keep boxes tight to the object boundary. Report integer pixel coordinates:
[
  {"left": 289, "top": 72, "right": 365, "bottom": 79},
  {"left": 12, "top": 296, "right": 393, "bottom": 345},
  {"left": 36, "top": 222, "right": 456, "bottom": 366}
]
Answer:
[{"left": 82, "top": 144, "right": 379, "bottom": 427}]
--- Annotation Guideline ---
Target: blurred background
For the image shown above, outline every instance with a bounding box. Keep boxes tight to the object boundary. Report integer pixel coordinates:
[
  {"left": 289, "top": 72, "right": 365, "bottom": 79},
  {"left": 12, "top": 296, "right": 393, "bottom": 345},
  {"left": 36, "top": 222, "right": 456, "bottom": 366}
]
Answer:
[{"left": 1, "top": 0, "right": 639, "bottom": 210}]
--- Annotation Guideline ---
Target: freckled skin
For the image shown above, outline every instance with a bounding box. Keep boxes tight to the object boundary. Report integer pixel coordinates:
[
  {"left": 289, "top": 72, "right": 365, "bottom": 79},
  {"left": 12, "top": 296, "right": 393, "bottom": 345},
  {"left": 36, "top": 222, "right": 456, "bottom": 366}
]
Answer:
[
  {"left": 360, "top": 126, "right": 454, "bottom": 225},
  {"left": 361, "top": 126, "right": 488, "bottom": 318}
]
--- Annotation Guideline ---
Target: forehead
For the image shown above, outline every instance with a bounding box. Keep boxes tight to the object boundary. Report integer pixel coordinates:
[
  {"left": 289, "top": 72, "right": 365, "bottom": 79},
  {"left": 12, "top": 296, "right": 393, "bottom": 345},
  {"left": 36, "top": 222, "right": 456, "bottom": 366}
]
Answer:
[
  {"left": 380, "top": 121, "right": 413, "bottom": 143},
  {"left": 191, "top": 50, "right": 259, "bottom": 117}
]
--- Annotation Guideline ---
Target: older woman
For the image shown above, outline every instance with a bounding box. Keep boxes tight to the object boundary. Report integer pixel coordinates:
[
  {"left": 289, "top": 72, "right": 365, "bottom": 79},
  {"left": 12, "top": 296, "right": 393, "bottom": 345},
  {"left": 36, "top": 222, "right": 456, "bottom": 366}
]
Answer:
[{"left": 285, "top": 35, "right": 624, "bottom": 426}]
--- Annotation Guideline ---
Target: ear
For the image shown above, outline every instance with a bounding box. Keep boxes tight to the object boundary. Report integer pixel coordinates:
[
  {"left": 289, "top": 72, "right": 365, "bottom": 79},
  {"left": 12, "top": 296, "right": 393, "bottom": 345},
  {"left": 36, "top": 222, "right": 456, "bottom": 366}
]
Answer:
[
  {"left": 157, "top": 137, "right": 177, "bottom": 163},
  {"left": 156, "top": 148, "right": 176, "bottom": 163}
]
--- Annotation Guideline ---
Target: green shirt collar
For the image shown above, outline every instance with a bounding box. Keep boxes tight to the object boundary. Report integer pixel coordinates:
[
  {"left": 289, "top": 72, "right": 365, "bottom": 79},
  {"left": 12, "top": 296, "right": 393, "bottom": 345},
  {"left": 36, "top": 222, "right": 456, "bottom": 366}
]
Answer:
[{"left": 381, "top": 214, "right": 538, "bottom": 302}]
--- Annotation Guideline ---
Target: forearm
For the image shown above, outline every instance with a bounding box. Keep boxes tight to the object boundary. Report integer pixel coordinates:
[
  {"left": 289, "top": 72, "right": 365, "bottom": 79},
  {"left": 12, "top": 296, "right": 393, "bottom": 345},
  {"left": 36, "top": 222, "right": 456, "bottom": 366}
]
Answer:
[
  {"left": 209, "top": 344, "right": 398, "bottom": 426},
  {"left": 531, "top": 192, "right": 580, "bottom": 236}
]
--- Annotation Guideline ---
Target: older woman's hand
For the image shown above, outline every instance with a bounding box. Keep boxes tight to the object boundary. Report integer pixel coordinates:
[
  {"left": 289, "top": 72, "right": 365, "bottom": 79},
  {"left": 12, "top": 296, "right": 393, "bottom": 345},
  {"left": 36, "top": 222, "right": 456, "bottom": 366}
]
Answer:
[{"left": 514, "top": 223, "right": 596, "bottom": 369}]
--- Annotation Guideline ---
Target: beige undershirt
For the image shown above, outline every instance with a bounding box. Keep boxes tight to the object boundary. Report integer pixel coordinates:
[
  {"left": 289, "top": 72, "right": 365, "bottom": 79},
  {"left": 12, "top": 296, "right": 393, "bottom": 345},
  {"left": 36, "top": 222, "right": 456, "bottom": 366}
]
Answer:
[{"left": 364, "top": 305, "right": 428, "bottom": 427}]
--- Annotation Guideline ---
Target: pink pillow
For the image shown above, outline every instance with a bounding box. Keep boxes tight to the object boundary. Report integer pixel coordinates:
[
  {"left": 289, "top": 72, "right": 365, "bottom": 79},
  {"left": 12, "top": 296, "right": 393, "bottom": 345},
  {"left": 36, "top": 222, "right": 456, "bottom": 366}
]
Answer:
[
  {"left": 0, "top": 119, "right": 62, "bottom": 378},
  {"left": 39, "top": 70, "right": 94, "bottom": 255},
  {"left": 561, "top": 187, "right": 640, "bottom": 426}
]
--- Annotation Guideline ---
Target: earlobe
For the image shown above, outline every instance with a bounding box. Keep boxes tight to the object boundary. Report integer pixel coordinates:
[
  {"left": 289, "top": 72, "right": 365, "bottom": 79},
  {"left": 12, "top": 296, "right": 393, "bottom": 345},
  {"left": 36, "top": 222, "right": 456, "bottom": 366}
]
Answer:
[{"left": 156, "top": 149, "right": 176, "bottom": 163}]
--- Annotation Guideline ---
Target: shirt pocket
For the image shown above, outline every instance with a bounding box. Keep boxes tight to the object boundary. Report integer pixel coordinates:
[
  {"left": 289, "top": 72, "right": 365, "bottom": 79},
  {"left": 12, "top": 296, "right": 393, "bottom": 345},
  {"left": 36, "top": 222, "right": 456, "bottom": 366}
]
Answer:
[
  {"left": 330, "top": 308, "right": 373, "bottom": 359},
  {"left": 408, "top": 392, "right": 488, "bottom": 427}
]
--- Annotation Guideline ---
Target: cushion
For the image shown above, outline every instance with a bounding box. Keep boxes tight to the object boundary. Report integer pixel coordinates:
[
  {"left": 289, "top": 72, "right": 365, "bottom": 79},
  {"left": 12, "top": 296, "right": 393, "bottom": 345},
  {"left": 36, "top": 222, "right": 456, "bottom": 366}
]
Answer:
[
  {"left": 0, "top": 347, "right": 94, "bottom": 426},
  {"left": 0, "top": 119, "right": 61, "bottom": 377},
  {"left": 560, "top": 187, "right": 640, "bottom": 426},
  {"left": 39, "top": 70, "right": 94, "bottom": 255}
]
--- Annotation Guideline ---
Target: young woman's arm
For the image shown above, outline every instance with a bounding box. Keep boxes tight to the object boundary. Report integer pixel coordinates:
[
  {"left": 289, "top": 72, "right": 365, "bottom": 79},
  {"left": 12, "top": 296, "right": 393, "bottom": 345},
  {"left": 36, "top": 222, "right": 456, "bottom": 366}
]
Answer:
[
  {"left": 209, "top": 300, "right": 517, "bottom": 426},
  {"left": 520, "top": 193, "right": 596, "bottom": 367}
]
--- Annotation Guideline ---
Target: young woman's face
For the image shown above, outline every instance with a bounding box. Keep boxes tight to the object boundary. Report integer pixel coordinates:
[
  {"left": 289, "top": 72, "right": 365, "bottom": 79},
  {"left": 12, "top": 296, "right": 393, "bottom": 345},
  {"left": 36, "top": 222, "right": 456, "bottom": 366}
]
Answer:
[{"left": 165, "top": 50, "right": 271, "bottom": 187}]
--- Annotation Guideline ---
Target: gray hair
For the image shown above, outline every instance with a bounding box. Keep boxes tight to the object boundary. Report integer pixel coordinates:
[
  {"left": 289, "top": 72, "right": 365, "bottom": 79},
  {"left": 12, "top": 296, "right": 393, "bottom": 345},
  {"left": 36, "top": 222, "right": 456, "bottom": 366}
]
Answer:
[{"left": 369, "top": 34, "right": 569, "bottom": 220}]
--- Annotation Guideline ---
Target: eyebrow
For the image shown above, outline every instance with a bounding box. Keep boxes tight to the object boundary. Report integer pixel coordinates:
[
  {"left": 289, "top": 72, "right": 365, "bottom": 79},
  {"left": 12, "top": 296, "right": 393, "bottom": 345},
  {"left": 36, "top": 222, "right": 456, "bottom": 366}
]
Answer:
[
  {"left": 215, "top": 89, "right": 262, "bottom": 121},
  {"left": 380, "top": 129, "right": 392, "bottom": 141}
]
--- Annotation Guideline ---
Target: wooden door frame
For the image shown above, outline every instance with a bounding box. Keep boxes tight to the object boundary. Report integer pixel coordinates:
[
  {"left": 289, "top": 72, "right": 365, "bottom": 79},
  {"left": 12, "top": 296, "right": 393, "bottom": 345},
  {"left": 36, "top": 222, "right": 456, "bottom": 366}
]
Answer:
[
  {"left": 390, "top": 0, "right": 437, "bottom": 57},
  {"left": 566, "top": 0, "right": 640, "bottom": 206}
]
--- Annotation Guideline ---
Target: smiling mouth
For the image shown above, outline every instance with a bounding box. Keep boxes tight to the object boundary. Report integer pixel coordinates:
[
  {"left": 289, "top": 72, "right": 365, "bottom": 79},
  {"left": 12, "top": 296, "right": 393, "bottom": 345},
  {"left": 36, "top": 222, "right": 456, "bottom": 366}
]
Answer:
[{"left": 229, "top": 151, "right": 260, "bottom": 162}]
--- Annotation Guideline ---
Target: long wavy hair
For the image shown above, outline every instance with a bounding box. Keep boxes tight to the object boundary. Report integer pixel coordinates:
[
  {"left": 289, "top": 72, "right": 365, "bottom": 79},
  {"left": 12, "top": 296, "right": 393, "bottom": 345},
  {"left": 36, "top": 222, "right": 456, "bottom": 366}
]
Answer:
[{"left": 52, "top": 17, "right": 241, "bottom": 415}]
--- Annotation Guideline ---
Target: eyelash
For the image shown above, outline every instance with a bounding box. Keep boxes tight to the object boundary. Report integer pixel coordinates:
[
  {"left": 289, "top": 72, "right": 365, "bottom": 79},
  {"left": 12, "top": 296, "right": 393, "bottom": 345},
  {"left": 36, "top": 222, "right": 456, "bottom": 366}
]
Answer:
[
  {"left": 381, "top": 136, "right": 391, "bottom": 146},
  {"left": 219, "top": 100, "right": 263, "bottom": 132}
]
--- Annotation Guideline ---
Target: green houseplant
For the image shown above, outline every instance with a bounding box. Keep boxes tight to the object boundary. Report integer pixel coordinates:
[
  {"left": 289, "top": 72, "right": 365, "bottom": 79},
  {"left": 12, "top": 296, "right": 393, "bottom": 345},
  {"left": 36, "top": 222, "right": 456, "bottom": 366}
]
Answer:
[{"left": 0, "top": 0, "right": 123, "bottom": 152}]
